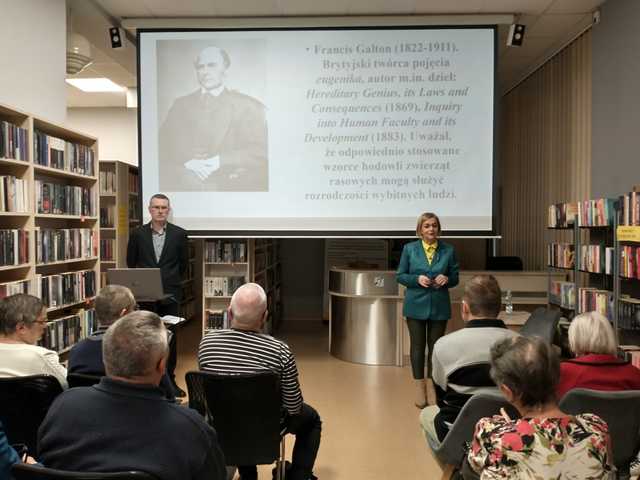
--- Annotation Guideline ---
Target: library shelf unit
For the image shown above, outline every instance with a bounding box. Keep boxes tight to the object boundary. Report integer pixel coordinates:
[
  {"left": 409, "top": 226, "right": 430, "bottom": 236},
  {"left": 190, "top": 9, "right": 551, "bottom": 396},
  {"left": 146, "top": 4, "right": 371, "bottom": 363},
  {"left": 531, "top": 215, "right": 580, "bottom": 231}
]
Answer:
[
  {"left": 615, "top": 223, "right": 640, "bottom": 343},
  {"left": 98, "top": 160, "right": 140, "bottom": 286},
  {"left": 198, "top": 238, "right": 282, "bottom": 337},
  {"left": 0, "top": 102, "right": 99, "bottom": 355}
]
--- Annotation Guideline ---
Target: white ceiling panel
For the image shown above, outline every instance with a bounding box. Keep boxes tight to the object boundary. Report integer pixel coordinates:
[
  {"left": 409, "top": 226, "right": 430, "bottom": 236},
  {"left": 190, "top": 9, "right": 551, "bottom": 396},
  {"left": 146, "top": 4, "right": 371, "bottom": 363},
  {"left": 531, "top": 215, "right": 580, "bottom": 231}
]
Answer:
[
  {"left": 546, "top": 0, "right": 605, "bottom": 14},
  {"left": 277, "top": 0, "right": 352, "bottom": 16},
  {"left": 95, "top": 0, "right": 153, "bottom": 17},
  {"left": 479, "top": 0, "right": 552, "bottom": 15},
  {"left": 413, "top": 0, "right": 481, "bottom": 13},
  {"left": 527, "top": 13, "right": 584, "bottom": 36},
  {"left": 347, "top": 0, "right": 416, "bottom": 15},
  {"left": 211, "top": 0, "right": 283, "bottom": 17}
]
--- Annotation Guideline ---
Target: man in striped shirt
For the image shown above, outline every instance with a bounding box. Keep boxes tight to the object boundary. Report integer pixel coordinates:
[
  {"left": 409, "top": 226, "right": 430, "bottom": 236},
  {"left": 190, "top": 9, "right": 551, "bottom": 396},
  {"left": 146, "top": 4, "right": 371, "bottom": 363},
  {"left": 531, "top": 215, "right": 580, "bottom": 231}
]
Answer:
[{"left": 198, "top": 283, "right": 321, "bottom": 480}]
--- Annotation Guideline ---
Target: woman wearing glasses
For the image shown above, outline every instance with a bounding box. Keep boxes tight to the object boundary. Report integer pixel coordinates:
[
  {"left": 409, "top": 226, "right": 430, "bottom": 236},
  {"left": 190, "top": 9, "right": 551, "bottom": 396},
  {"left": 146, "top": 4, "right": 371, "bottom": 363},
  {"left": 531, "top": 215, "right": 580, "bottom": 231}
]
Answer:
[{"left": 0, "top": 294, "right": 67, "bottom": 389}]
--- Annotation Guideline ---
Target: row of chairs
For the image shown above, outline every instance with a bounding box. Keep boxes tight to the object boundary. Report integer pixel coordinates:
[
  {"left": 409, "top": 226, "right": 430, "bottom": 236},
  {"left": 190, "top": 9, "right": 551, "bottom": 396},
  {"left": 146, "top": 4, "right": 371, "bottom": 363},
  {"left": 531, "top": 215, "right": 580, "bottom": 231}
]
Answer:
[
  {"left": 434, "top": 389, "right": 640, "bottom": 480},
  {"left": 2, "top": 371, "right": 287, "bottom": 480}
]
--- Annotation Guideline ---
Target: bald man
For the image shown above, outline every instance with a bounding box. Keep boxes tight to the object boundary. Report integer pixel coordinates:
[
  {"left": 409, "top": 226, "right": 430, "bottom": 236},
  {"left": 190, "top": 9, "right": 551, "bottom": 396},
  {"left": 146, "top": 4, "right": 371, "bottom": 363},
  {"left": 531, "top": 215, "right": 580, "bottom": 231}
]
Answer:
[
  {"left": 159, "top": 46, "right": 268, "bottom": 192},
  {"left": 198, "top": 283, "right": 321, "bottom": 480}
]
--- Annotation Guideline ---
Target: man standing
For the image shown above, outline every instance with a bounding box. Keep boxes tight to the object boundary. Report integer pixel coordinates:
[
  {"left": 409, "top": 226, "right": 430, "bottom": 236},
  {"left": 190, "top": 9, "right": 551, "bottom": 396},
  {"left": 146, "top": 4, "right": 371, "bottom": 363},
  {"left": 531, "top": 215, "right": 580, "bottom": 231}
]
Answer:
[
  {"left": 159, "top": 45, "right": 268, "bottom": 192},
  {"left": 419, "top": 274, "right": 518, "bottom": 450},
  {"left": 127, "top": 193, "right": 188, "bottom": 396},
  {"left": 38, "top": 311, "right": 226, "bottom": 480},
  {"left": 198, "top": 283, "right": 321, "bottom": 480}
]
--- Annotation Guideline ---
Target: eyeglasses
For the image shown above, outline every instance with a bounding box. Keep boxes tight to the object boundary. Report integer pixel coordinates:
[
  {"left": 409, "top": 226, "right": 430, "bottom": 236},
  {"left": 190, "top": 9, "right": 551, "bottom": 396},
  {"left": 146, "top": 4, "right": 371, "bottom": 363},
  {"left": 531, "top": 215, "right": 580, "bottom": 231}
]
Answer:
[{"left": 33, "top": 320, "right": 48, "bottom": 325}]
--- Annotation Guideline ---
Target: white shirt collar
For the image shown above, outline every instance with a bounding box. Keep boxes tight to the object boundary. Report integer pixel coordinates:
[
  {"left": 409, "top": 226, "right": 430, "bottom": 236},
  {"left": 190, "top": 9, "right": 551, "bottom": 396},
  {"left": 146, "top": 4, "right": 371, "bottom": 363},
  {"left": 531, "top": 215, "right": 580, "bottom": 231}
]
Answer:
[{"left": 201, "top": 85, "right": 225, "bottom": 97}]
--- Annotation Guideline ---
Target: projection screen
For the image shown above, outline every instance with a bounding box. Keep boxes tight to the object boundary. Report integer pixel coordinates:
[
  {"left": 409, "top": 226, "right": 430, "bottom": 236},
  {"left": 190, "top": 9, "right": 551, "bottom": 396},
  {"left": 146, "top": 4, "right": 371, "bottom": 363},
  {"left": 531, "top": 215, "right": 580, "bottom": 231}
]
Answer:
[{"left": 138, "top": 26, "right": 496, "bottom": 236}]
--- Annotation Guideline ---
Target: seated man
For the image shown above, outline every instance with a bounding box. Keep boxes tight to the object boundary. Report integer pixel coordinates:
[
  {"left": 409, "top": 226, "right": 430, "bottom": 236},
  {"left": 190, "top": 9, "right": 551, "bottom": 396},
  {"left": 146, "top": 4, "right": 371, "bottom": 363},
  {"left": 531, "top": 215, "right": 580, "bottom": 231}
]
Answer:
[
  {"left": 68, "top": 284, "right": 175, "bottom": 401},
  {"left": 420, "top": 274, "right": 519, "bottom": 450},
  {"left": 198, "top": 283, "right": 321, "bottom": 480},
  {"left": 38, "top": 311, "right": 226, "bottom": 480}
]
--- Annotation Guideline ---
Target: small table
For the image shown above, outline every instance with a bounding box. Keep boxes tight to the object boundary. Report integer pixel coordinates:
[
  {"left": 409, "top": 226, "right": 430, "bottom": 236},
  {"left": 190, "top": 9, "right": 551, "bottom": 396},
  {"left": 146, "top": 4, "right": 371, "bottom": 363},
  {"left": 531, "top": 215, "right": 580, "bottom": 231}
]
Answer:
[{"left": 498, "top": 311, "right": 530, "bottom": 331}]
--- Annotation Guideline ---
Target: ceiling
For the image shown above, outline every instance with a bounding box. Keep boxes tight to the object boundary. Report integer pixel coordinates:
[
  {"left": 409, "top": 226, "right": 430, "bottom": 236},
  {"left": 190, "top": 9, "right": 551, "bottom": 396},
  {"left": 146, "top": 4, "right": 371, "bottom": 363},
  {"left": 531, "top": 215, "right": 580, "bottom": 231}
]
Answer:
[{"left": 66, "top": 0, "right": 606, "bottom": 108}]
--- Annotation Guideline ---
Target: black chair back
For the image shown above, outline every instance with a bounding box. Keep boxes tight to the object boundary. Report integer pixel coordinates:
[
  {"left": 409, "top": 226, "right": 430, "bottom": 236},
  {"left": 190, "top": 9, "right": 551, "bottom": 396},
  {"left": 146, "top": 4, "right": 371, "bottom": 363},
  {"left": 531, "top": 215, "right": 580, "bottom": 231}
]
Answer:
[
  {"left": 12, "top": 463, "right": 156, "bottom": 479},
  {"left": 559, "top": 388, "right": 640, "bottom": 479},
  {"left": 186, "top": 370, "right": 282, "bottom": 466},
  {"left": 486, "top": 256, "right": 523, "bottom": 271},
  {"left": 520, "top": 307, "right": 561, "bottom": 344},
  {"left": 0, "top": 375, "right": 63, "bottom": 452},
  {"left": 67, "top": 373, "right": 102, "bottom": 388}
]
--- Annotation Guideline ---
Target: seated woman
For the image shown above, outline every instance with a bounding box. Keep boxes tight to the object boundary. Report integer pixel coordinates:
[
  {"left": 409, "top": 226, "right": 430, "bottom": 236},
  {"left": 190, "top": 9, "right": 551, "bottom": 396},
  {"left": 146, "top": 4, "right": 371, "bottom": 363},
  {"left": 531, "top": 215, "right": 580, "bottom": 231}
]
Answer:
[
  {"left": 557, "top": 311, "right": 640, "bottom": 399},
  {"left": 468, "top": 335, "right": 611, "bottom": 479},
  {"left": 0, "top": 294, "right": 67, "bottom": 389}
]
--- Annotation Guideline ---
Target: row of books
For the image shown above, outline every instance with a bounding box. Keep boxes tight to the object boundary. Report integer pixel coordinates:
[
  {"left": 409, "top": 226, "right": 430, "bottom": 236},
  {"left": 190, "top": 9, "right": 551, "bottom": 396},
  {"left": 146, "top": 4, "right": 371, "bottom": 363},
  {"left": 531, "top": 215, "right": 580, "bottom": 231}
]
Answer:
[
  {"left": 578, "top": 288, "right": 614, "bottom": 318},
  {"left": 619, "top": 297, "right": 640, "bottom": 330},
  {"left": 36, "top": 228, "right": 97, "bottom": 264},
  {"left": 620, "top": 245, "right": 640, "bottom": 279},
  {"left": 205, "top": 309, "right": 229, "bottom": 330},
  {"left": 579, "top": 245, "right": 615, "bottom": 274},
  {"left": 0, "top": 120, "right": 28, "bottom": 161},
  {"left": 0, "top": 175, "right": 29, "bottom": 212},
  {"left": 100, "top": 206, "right": 115, "bottom": 227},
  {"left": 548, "top": 202, "right": 578, "bottom": 228},
  {"left": 41, "top": 269, "right": 96, "bottom": 309},
  {"left": 128, "top": 197, "right": 139, "bottom": 224},
  {"left": 100, "top": 239, "right": 115, "bottom": 261},
  {"left": 204, "top": 240, "right": 247, "bottom": 263},
  {"left": 619, "top": 190, "right": 640, "bottom": 226},
  {"left": 38, "top": 308, "right": 97, "bottom": 353},
  {"left": 549, "top": 281, "right": 575, "bottom": 309},
  {"left": 577, "top": 198, "right": 616, "bottom": 227},
  {"left": 34, "top": 131, "right": 95, "bottom": 176},
  {"left": 35, "top": 180, "right": 94, "bottom": 216},
  {"left": 547, "top": 243, "right": 574, "bottom": 269},
  {"left": 0, "top": 277, "right": 39, "bottom": 299},
  {"left": 128, "top": 170, "right": 139, "bottom": 193},
  {"left": 203, "top": 276, "right": 245, "bottom": 297},
  {"left": 99, "top": 170, "right": 116, "bottom": 194},
  {"left": 0, "top": 229, "right": 29, "bottom": 266}
]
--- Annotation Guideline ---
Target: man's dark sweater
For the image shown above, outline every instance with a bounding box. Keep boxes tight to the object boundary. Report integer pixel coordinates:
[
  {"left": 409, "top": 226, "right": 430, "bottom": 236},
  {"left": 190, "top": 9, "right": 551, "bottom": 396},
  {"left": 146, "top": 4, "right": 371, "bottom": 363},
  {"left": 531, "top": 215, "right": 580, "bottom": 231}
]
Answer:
[{"left": 38, "top": 378, "right": 226, "bottom": 480}]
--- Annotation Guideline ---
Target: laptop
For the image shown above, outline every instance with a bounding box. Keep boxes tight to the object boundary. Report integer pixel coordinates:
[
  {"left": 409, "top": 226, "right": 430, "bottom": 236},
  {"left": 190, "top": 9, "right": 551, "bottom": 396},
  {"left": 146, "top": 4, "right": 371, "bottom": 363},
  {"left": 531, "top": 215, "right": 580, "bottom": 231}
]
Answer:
[{"left": 106, "top": 268, "right": 172, "bottom": 303}]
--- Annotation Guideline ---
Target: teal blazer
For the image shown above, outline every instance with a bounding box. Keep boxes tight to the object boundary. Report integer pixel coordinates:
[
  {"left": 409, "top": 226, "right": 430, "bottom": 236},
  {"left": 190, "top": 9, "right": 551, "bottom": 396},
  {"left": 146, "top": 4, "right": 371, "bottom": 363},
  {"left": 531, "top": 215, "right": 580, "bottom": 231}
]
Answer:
[{"left": 396, "top": 240, "right": 459, "bottom": 321}]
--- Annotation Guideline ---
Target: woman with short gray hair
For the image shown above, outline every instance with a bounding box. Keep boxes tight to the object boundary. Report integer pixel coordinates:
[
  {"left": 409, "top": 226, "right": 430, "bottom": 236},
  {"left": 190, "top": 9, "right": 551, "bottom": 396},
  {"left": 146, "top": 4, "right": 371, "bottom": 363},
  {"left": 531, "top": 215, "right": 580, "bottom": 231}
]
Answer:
[
  {"left": 468, "top": 335, "right": 611, "bottom": 479},
  {"left": 0, "top": 294, "right": 67, "bottom": 388}
]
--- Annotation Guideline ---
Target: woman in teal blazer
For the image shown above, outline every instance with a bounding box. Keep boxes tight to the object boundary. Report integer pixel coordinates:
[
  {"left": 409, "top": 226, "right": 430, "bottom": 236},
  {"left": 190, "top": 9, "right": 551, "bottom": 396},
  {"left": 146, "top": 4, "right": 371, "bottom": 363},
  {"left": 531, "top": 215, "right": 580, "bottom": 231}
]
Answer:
[{"left": 396, "top": 212, "right": 459, "bottom": 408}]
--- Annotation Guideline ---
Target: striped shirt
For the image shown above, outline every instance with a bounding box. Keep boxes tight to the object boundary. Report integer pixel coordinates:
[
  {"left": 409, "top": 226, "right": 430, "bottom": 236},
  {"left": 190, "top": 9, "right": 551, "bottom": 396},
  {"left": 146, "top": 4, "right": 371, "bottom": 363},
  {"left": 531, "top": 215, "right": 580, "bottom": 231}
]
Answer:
[{"left": 198, "top": 329, "right": 303, "bottom": 415}]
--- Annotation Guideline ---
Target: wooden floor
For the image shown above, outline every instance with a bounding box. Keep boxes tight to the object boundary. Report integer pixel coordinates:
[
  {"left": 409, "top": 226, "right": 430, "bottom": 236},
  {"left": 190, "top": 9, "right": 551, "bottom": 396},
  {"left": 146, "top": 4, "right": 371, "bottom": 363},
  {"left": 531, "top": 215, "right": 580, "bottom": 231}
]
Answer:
[{"left": 174, "top": 319, "right": 442, "bottom": 480}]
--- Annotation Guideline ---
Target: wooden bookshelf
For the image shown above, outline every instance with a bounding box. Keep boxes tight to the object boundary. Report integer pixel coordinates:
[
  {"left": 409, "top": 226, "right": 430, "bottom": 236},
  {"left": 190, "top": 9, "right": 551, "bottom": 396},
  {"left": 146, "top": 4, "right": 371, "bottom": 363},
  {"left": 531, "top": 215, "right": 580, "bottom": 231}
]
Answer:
[
  {"left": 98, "top": 160, "right": 139, "bottom": 285},
  {"left": 198, "top": 238, "right": 282, "bottom": 336},
  {"left": 0, "top": 102, "right": 99, "bottom": 354}
]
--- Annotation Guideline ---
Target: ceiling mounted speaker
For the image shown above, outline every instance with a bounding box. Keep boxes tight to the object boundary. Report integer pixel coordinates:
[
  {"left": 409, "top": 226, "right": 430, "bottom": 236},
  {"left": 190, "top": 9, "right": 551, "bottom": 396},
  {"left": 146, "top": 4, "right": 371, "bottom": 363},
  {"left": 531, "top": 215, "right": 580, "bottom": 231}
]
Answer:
[
  {"left": 507, "top": 24, "right": 526, "bottom": 47},
  {"left": 67, "top": 32, "right": 93, "bottom": 75}
]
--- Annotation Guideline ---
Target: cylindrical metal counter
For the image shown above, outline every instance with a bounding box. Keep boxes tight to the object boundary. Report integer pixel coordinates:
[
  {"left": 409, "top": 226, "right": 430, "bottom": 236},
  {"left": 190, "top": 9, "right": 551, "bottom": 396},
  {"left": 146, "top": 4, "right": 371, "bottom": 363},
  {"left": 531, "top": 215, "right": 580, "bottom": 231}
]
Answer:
[{"left": 329, "top": 268, "right": 403, "bottom": 366}]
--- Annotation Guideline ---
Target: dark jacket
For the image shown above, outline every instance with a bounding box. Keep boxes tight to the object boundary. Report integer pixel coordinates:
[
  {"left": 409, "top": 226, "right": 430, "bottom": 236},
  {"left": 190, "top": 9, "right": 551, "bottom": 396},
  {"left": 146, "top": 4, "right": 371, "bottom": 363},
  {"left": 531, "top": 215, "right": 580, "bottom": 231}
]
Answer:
[
  {"left": 38, "top": 378, "right": 226, "bottom": 480},
  {"left": 396, "top": 240, "right": 459, "bottom": 320},
  {"left": 126, "top": 222, "right": 188, "bottom": 300}
]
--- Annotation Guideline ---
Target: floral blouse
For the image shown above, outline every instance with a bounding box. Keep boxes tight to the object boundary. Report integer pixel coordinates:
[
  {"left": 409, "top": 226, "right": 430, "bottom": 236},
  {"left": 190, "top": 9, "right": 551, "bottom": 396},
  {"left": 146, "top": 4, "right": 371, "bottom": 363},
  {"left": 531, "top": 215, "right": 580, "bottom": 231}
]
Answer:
[{"left": 468, "top": 413, "right": 611, "bottom": 479}]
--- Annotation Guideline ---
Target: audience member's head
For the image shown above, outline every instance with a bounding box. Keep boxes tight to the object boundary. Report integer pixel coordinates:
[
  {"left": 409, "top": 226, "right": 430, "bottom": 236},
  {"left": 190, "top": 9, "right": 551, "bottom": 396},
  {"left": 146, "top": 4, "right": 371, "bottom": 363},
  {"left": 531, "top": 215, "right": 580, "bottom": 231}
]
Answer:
[
  {"left": 490, "top": 335, "right": 560, "bottom": 411},
  {"left": 568, "top": 311, "right": 617, "bottom": 357},
  {"left": 229, "top": 283, "right": 267, "bottom": 331},
  {"left": 0, "top": 294, "right": 46, "bottom": 345},
  {"left": 95, "top": 285, "right": 136, "bottom": 328},
  {"left": 461, "top": 274, "right": 502, "bottom": 321},
  {"left": 103, "top": 311, "right": 168, "bottom": 385}
]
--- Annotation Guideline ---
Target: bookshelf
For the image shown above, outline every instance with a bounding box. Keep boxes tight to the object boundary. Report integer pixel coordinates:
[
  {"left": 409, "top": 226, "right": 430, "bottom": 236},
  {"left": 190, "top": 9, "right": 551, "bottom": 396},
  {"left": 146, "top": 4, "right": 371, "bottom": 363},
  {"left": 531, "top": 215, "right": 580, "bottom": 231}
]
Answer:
[
  {"left": 547, "top": 199, "right": 617, "bottom": 319},
  {"left": 98, "top": 161, "right": 140, "bottom": 285},
  {"left": 199, "top": 238, "right": 282, "bottom": 337},
  {"left": 0, "top": 103, "right": 99, "bottom": 354}
]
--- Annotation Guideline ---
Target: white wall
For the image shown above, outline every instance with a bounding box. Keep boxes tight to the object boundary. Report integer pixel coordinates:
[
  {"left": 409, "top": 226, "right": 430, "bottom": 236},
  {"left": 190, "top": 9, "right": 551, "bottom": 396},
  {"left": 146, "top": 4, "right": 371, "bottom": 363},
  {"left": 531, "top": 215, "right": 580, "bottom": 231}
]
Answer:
[
  {"left": 66, "top": 107, "right": 138, "bottom": 165},
  {"left": 0, "top": 0, "right": 66, "bottom": 123}
]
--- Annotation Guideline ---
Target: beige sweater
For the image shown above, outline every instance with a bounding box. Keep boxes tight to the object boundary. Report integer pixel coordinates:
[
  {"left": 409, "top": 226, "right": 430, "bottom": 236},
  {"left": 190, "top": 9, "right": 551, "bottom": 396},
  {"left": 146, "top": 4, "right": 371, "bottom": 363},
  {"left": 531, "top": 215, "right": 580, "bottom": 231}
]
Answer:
[{"left": 0, "top": 342, "right": 68, "bottom": 389}]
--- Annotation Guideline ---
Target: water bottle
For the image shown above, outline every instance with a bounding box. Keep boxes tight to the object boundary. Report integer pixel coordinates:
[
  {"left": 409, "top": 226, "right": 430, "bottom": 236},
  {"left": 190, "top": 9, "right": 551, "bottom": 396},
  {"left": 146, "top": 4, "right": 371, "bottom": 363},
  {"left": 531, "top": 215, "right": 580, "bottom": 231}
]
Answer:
[{"left": 505, "top": 290, "right": 513, "bottom": 314}]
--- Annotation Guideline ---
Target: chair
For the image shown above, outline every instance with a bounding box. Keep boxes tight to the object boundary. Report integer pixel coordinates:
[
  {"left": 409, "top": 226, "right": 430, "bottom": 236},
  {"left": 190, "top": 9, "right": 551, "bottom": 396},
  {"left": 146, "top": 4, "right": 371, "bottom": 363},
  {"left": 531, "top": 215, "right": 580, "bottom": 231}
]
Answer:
[
  {"left": 12, "top": 463, "right": 157, "bottom": 479},
  {"left": 559, "top": 388, "right": 640, "bottom": 480},
  {"left": 520, "top": 307, "right": 561, "bottom": 344},
  {"left": 67, "top": 373, "right": 102, "bottom": 388},
  {"left": 185, "top": 370, "right": 286, "bottom": 480},
  {"left": 430, "top": 392, "right": 519, "bottom": 480},
  {"left": 486, "top": 256, "right": 523, "bottom": 271},
  {"left": 0, "top": 375, "right": 63, "bottom": 453}
]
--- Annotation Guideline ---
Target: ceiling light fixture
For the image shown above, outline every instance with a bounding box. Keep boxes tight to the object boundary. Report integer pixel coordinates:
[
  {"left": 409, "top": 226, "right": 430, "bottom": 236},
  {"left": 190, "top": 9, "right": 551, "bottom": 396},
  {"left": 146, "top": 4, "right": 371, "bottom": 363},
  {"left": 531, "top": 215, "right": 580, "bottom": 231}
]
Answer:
[{"left": 65, "top": 78, "right": 126, "bottom": 93}]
